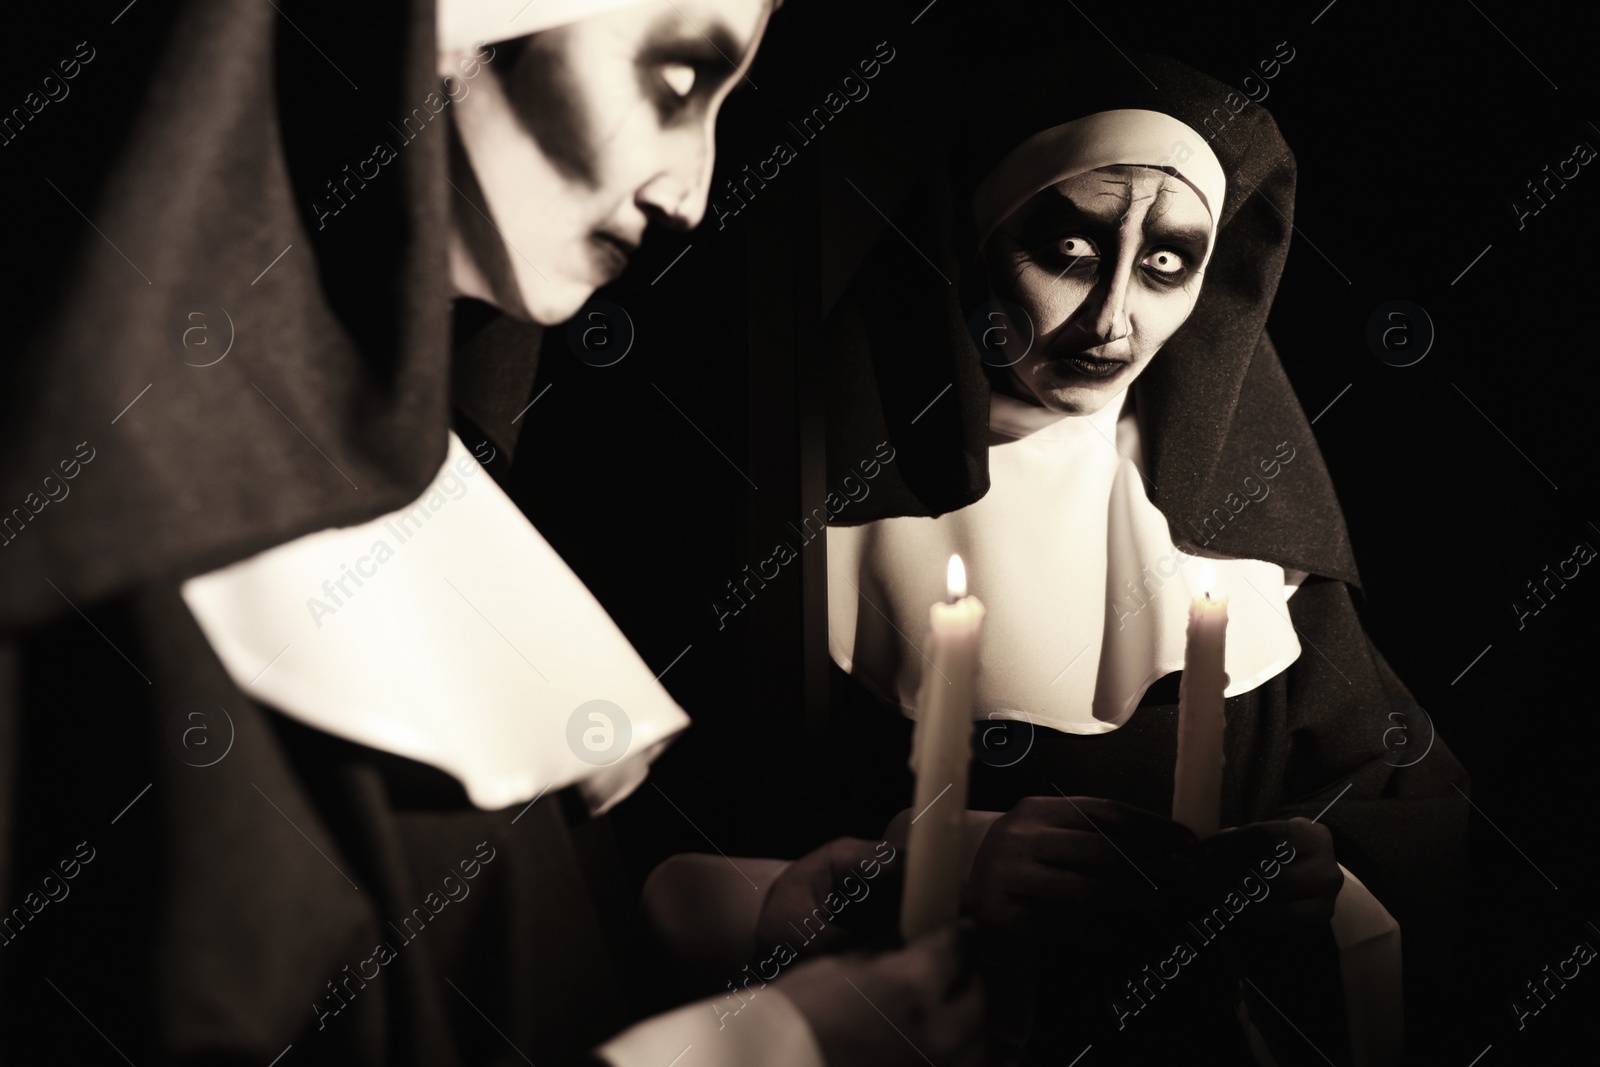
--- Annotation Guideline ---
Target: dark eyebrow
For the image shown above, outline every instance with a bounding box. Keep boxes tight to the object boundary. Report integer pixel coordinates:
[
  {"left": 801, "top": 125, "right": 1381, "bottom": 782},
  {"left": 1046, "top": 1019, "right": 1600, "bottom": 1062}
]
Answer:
[
  {"left": 1019, "top": 181, "right": 1211, "bottom": 248},
  {"left": 1143, "top": 220, "right": 1212, "bottom": 249},
  {"left": 1143, "top": 186, "right": 1212, "bottom": 248},
  {"left": 1019, "top": 188, "right": 1122, "bottom": 234},
  {"left": 638, "top": 13, "right": 751, "bottom": 77}
]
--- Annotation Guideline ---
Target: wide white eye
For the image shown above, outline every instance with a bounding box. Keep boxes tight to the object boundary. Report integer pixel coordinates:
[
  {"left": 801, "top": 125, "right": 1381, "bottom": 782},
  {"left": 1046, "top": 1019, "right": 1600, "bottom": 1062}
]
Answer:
[
  {"left": 1143, "top": 249, "right": 1186, "bottom": 274},
  {"left": 1056, "top": 236, "right": 1097, "bottom": 258},
  {"left": 661, "top": 63, "right": 696, "bottom": 98}
]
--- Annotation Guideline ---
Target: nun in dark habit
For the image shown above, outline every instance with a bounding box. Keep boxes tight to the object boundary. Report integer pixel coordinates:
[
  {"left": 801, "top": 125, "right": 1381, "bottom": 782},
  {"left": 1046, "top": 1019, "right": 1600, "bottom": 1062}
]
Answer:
[
  {"left": 823, "top": 51, "right": 1470, "bottom": 1066},
  {"left": 0, "top": 1, "right": 980, "bottom": 1065}
]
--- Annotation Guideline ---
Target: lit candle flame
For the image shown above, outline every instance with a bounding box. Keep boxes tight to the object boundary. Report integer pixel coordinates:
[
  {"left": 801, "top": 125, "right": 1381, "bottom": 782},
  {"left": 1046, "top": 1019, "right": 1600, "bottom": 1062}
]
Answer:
[
  {"left": 1198, "top": 560, "right": 1216, "bottom": 600},
  {"left": 947, "top": 554, "right": 967, "bottom": 601}
]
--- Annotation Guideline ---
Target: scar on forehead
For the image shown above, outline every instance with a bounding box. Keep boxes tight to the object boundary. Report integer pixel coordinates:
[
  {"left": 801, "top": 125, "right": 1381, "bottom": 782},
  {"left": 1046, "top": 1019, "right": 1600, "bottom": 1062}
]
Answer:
[
  {"left": 1094, "top": 172, "right": 1181, "bottom": 204},
  {"left": 1089, "top": 176, "right": 1156, "bottom": 215},
  {"left": 1106, "top": 173, "right": 1205, "bottom": 228}
]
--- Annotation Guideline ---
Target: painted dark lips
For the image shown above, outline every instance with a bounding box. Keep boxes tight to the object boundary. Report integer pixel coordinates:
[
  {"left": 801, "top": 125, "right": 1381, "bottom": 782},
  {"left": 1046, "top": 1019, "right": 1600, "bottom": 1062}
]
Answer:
[
  {"left": 1057, "top": 350, "right": 1130, "bottom": 379},
  {"left": 590, "top": 232, "right": 639, "bottom": 279}
]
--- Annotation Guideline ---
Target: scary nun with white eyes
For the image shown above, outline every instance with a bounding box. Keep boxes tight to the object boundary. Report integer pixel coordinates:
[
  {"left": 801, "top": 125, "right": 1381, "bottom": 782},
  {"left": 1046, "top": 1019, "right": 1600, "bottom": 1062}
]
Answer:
[{"left": 823, "top": 49, "right": 1469, "bottom": 1066}]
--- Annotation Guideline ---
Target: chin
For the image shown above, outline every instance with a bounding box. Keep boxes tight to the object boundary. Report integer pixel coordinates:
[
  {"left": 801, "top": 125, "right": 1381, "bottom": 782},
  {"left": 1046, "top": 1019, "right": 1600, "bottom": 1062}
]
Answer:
[
  {"left": 517, "top": 275, "right": 597, "bottom": 327},
  {"left": 528, "top": 283, "right": 598, "bottom": 326},
  {"left": 1038, "top": 392, "right": 1113, "bottom": 416},
  {"left": 1032, "top": 372, "right": 1125, "bottom": 416}
]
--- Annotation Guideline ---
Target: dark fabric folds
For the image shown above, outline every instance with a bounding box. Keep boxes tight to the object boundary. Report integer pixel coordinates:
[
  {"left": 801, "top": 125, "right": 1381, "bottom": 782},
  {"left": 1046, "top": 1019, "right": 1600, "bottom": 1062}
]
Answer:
[
  {"left": 0, "top": 0, "right": 453, "bottom": 630},
  {"left": 0, "top": 584, "right": 638, "bottom": 1065},
  {"left": 824, "top": 155, "right": 992, "bottom": 520},
  {"left": 450, "top": 297, "right": 545, "bottom": 481}
]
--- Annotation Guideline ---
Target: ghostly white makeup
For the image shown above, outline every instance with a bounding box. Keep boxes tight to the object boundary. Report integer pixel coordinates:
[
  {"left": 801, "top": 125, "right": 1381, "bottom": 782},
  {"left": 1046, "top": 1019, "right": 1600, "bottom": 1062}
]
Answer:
[
  {"left": 987, "top": 164, "right": 1213, "bottom": 416},
  {"left": 442, "top": 0, "right": 773, "bottom": 325}
]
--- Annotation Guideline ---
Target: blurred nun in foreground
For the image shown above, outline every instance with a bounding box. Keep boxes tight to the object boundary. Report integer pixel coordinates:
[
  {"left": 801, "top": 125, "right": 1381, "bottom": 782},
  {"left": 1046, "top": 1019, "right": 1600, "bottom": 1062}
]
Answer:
[{"left": 0, "top": 2, "right": 980, "bottom": 1065}]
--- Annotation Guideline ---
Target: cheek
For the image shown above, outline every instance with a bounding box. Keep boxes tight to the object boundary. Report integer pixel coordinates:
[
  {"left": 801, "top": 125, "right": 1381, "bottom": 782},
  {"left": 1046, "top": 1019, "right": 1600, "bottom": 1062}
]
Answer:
[
  {"left": 507, "top": 37, "right": 602, "bottom": 188},
  {"left": 1009, "top": 264, "right": 1094, "bottom": 337},
  {"left": 624, "top": 118, "right": 704, "bottom": 189},
  {"left": 581, "top": 91, "right": 708, "bottom": 219},
  {"left": 1127, "top": 287, "right": 1200, "bottom": 360}
]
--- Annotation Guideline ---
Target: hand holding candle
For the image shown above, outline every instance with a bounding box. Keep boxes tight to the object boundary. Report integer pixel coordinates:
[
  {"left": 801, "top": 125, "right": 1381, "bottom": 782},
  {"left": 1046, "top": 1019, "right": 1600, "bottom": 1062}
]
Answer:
[
  {"left": 900, "top": 554, "right": 986, "bottom": 942},
  {"left": 1173, "top": 560, "right": 1228, "bottom": 840}
]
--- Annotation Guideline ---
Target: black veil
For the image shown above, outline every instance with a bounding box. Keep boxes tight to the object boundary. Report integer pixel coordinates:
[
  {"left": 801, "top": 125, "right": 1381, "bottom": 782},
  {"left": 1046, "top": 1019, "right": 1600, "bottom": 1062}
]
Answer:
[{"left": 0, "top": 0, "right": 454, "bottom": 629}]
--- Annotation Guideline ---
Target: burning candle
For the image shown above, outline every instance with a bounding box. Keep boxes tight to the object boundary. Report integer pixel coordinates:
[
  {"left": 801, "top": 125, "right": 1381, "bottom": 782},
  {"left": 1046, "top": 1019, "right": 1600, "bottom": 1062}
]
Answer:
[
  {"left": 901, "top": 554, "right": 986, "bottom": 941},
  {"left": 1173, "top": 560, "right": 1228, "bottom": 840}
]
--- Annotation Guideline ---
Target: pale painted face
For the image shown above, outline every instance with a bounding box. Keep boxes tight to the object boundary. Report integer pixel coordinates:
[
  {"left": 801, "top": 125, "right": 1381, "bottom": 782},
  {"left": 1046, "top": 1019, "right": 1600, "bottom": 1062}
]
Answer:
[
  {"left": 444, "top": 0, "right": 773, "bottom": 324},
  {"left": 985, "top": 165, "right": 1213, "bottom": 415}
]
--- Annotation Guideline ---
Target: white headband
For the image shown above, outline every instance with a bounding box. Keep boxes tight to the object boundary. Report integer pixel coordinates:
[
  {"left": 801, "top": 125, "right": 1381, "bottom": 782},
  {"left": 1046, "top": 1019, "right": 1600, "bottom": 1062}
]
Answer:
[
  {"left": 971, "top": 108, "right": 1227, "bottom": 266},
  {"left": 438, "top": 0, "right": 655, "bottom": 52}
]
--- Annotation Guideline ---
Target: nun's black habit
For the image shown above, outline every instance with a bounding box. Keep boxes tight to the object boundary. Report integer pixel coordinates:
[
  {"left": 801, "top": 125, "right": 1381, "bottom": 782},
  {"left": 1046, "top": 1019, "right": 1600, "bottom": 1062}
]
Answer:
[
  {"left": 822, "top": 47, "right": 1469, "bottom": 1065},
  {"left": 0, "top": 4, "right": 657, "bottom": 1063}
]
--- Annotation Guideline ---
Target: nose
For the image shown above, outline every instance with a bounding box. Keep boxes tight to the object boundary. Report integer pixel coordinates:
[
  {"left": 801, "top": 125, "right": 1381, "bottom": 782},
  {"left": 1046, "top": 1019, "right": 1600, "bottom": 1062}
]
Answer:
[
  {"left": 1082, "top": 257, "right": 1133, "bottom": 347},
  {"left": 636, "top": 121, "right": 716, "bottom": 232}
]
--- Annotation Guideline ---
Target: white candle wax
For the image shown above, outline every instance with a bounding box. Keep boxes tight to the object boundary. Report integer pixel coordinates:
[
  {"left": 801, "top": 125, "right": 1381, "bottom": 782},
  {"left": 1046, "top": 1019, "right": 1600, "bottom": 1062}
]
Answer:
[
  {"left": 1173, "top": 564, "right": 1228, "bottom": 840},
  {"left": 901, "top": 555, "right": 986, "bottom": 942}
]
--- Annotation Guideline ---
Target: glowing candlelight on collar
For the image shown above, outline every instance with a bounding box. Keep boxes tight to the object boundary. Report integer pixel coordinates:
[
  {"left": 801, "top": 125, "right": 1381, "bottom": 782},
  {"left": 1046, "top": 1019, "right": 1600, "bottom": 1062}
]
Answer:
[
  {"left": 902, "top": 554, "right": 986, "bottom": 941},
  {"left": 1174, "top": 558, "right": 1229, "bottom": 839}
]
